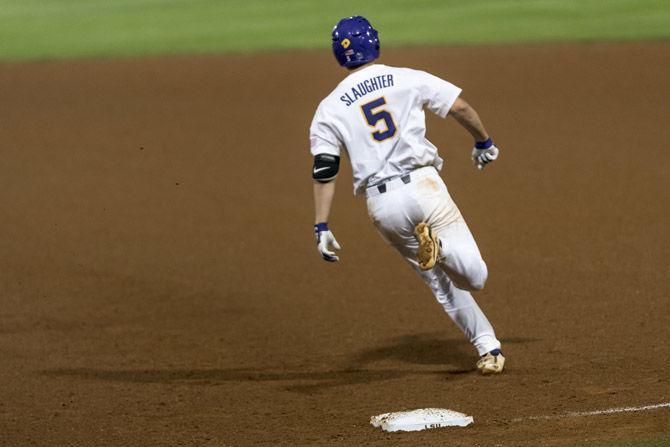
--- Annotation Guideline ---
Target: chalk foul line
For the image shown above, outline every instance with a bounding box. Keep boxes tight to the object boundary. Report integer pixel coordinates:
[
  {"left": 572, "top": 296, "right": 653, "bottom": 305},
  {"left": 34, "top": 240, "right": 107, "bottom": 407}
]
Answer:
[{"left": 513, "top": 402, "right": 670, "bottom": 422}]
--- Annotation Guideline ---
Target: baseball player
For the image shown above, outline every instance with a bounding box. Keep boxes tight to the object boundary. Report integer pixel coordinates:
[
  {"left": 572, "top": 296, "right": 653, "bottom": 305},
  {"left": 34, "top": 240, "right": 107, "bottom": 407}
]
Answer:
[{"left": 310, "top": 16, "right": 504, "bottom": 374}]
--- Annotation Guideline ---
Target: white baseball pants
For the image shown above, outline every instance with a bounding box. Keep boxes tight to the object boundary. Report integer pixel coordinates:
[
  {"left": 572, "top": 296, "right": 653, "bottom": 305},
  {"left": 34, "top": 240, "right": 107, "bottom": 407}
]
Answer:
[{"left": 366, "top": 166, "right": 501, "bottom": 356}]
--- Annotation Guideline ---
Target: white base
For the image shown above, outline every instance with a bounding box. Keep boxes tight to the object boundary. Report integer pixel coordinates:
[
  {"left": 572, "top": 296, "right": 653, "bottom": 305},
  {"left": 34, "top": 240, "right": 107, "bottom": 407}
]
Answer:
[{"left": 370, "top": 408, "right": 474, "bottom": 432}]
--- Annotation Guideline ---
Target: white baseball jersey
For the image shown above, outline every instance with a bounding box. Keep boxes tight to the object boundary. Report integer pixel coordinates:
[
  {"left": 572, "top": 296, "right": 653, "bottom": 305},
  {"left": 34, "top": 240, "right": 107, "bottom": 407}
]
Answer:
[{"left": 309, "top": 63, "right": 462, "bottom": 195}]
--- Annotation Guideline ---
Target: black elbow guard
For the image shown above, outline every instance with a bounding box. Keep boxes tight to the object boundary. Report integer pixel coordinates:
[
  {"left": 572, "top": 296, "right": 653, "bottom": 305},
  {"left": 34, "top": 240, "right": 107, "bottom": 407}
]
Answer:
[{"left": 312, "top": 154, "right": 340, "bottom": 183}]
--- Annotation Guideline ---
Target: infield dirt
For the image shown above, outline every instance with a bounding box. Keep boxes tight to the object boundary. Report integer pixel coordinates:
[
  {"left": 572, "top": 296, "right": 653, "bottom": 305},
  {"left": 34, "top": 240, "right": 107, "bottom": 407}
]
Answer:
[{"left": 0, "top": 42, "right": 668, "bottom": 446}]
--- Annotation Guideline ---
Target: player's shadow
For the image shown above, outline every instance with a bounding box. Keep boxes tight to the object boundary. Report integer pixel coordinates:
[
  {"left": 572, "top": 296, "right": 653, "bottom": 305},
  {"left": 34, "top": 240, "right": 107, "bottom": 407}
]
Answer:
[{"left": 43, "top": 333, "right": 534, "bottom": 394}]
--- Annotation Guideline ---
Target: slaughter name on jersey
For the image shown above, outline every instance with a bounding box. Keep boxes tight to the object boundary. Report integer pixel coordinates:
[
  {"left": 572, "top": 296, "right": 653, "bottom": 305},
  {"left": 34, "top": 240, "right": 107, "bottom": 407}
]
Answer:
[{"left": 310, "top": 64, "right": 462, "bottom": 195}]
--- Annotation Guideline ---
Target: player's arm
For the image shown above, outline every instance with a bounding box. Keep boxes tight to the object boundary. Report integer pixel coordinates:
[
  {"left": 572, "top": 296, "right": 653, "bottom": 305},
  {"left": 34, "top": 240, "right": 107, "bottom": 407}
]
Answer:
[
  {"left": 314, "top": 180, "right": 336, "bottom": 224},
  {"left": 312, "top": 154, "right": 342, "bottom": 262},
  {"left": 449, "top": 97, "right": 500, "bottom": 170},
  {"left": 449, "top": 97, "right": 489, "bottom": 141}
]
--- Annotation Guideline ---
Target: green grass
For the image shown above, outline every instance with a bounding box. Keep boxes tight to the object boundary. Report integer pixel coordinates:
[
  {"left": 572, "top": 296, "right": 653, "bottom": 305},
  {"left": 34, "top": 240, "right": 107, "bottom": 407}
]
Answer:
[
  {"left": 571, "top": 435, "right": 670, "bottom": 447},
  {"left": 0, "top": 0, "right": 669, "bottom": 61}
]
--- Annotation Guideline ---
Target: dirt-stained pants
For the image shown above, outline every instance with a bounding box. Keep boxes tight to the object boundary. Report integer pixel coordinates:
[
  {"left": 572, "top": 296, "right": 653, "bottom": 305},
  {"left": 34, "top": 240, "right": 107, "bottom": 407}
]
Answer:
[{"left": 366, "top": 166, "right": 501, "bottom": 356}]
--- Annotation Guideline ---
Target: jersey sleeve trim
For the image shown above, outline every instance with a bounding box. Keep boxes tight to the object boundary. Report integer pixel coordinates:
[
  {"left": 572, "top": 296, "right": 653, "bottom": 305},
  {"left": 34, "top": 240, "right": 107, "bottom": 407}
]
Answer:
[
  {"left": 435, "top": 86, "right": 462, "bottom": 118},
  {"left": 309, "top": 99, "right": 343, "bottom": 157},
  {"left": 414, "top": 69, "right": 463, "bottom": 119},
  {"left": 310, "top": 135, "right": 341, "bottom": 156}
]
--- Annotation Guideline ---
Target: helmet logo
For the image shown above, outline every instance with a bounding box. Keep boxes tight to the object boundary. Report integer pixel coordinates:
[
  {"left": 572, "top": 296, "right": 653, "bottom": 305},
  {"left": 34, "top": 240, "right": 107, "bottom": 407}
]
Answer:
[{"left": 341, "top": 38, "right": 351, "bottom": 49}]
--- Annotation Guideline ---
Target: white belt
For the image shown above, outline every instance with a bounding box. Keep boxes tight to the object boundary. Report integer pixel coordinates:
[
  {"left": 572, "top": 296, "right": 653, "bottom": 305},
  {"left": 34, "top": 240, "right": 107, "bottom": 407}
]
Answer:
[{"left": 365, "top": 166, "right": 437, "bottom": 198}]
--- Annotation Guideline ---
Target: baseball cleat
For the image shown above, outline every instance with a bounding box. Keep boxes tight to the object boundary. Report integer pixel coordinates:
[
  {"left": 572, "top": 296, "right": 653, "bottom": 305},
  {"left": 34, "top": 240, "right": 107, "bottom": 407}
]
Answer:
[
  {"left": 476, "top": 349, "right": 505, "bottom": 375},
  {"left": 414, "top": 222, "right": 440, "bottom": 270}
]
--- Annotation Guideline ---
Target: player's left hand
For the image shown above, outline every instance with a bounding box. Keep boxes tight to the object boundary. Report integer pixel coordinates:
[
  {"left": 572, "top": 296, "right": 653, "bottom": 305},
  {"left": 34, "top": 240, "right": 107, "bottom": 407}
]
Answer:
[
  {"left": 471, "top": 139, "right": 500, "bottom": 170},
  {"left": 314, "top": 222, "right": 341, "bottom": 262}
]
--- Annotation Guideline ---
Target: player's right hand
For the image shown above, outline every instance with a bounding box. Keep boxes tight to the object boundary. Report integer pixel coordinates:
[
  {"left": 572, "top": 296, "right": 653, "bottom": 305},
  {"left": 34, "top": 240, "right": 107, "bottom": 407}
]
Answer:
[
  {"left": 471, "top": 138, "right": 500, "bottom": 170},
  {"left": 314, "top": 222, "right": 341, "bottom": 262}
]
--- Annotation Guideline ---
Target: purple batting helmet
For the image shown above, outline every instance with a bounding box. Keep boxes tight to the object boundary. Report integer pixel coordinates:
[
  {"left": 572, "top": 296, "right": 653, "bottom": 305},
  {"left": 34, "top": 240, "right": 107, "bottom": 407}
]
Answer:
[{"left": 331, "top": 16, "right": 380, "bottom": 68}]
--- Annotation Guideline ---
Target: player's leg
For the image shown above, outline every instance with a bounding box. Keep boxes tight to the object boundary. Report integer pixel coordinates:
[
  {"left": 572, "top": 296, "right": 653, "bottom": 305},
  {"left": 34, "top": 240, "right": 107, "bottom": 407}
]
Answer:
[
  {"left": 414, "top": 172, "right": 505, "bottom": 373},
  {"left": 374, "top": 225, "right": 504, "bottom": 371},
  {"left": 433, "top": 221, "right": 488, "bottom": 292},
  {"left": 366, "top": 168, "right": 504, "bottom": 372},
  {"left": 366, "top": 172, "right": 487, "bottom": 289},
  {"left": 404, "top": 236, "right": 505, "bottom": 373},
  {"left": 412, "top": 174, "right": 489, "bottom": 291},
  {"left": 415, "top": 266, "right": 500, "bottom": 356}
]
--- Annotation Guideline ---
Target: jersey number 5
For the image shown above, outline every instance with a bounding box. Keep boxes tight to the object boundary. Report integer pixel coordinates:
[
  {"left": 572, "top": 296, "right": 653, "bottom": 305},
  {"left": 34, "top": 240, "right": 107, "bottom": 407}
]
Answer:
[{"left": 361, "top": 97, "right": 397, "bottom": 142}]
